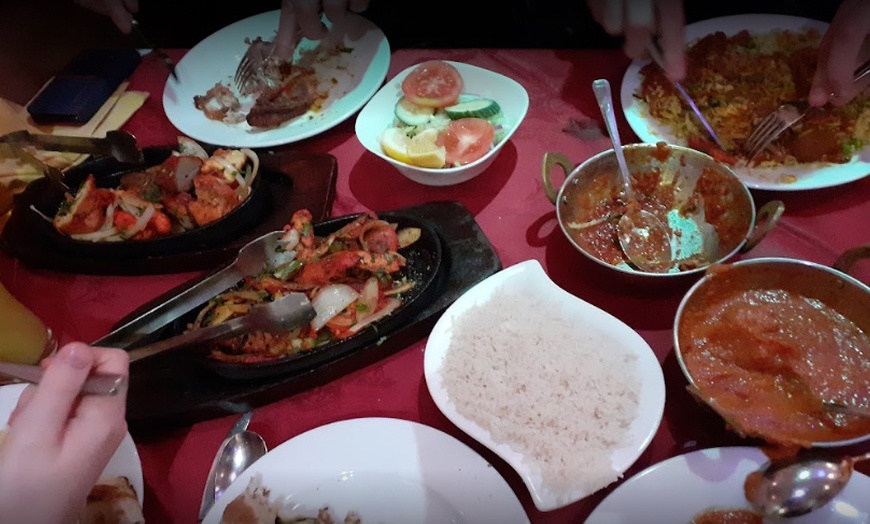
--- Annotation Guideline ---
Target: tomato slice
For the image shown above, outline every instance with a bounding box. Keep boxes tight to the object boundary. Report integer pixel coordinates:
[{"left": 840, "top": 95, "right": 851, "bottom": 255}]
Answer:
[
  {"left": 436, "top": 118, "right": 495, "bottom": 166},
  {"left": 401, "top": 60, "right": 463, "bottom": 108}
]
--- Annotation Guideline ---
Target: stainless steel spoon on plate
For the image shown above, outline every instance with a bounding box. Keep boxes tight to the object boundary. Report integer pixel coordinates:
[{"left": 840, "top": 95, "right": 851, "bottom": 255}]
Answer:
[
  {"left": 745, "top": 451, "right": 870, "bottom": 519},
  {"left": 592, "top": 78, "right": 673, "bottom": 273}
]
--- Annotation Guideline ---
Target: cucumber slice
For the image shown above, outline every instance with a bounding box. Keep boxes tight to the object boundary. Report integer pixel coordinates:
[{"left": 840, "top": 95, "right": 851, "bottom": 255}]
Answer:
[
  {"left": 444, "top": 98, "right": 501, "bottom": 119},
  {"left": 395, "top": 97, "right": 436, "bottom": 126}
]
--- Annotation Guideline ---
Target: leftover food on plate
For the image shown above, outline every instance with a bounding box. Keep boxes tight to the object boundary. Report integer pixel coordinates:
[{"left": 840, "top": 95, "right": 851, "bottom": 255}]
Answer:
[
  {"left": 220, "top": 475, "right": 361, "bottom": 524},
  {"left": 81, "top": 476, "right": 145, "bottom": 524},
  {"left": 194, "top": 40, "right": 348, "bottom": 129},
  {"left": 690, "top": 508, "right": 762, "bottom": 524},
  {"left": 561, "top": 145, "right": 744, "bottom": 274},
  {"left": 191, "top": 209, "right": 422, "bottom": 364},
  {"left": 679, "top": 266, "right": 870, "bottom": 446},
  {"left": 440, "top": 284, "right": 641, "bottom": 500},
  {"left": 50, "top": 137, "right": 259, "bottom": 242},
  {"left": 636, "top": 28, "right": 870, "bottom": 167},
  {"left": 379, "top": 61, "right": 507, "bottom": 168}
]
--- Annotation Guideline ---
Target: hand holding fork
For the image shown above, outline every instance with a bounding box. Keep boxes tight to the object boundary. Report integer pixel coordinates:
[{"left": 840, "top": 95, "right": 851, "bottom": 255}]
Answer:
[{"left": 234, "top": 0, "right": 370, "bottom": 93}]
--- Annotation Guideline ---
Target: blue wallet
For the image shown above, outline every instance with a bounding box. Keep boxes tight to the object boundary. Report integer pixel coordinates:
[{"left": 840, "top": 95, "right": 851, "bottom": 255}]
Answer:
[{"left": 27, "top": 49, "right": 142, "bottom": 125}]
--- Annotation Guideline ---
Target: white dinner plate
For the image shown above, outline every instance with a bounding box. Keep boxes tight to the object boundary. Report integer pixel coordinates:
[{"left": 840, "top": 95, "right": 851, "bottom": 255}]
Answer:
[
  {"left": 423, "top": 259, "right": 665, "bottom": 512},
  {"left": 0, "top": 383, "right": 144, "bottom": 506},
  {"left": 202, "top": 417, "right": 529, "bottom": 524},
  {"left": 163, "top": 10, "right": 390, "bottom": 148},
  {"left": 586, "top": 446, "right": 870, "bottom": 523},
  {"left": 620, "top": 14, "right": 870, "bottom": 191}
]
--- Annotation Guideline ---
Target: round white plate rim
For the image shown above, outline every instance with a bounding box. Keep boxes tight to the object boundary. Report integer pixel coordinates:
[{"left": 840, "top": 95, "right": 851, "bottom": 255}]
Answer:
[
  {"left": 423, "top": 259, "right": 666, "bottom": 512},
  {"left": 0, "top": 383, "right": 144, "bottom": 506},
  {"left": 620, "top": 13, "right": 870, "bottom": 192},
  {"left": 202, "top": 416, "right": 529, "bottom": 523},
  {"left": 163, "top": 10, "right": 390, "bottom": 148},
  {"left": 586, "top": 445, "right": 870, "bottom": 523}
]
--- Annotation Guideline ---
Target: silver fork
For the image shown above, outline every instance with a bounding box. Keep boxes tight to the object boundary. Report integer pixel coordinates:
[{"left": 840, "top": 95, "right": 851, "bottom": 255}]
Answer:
[
  {"left": 234, "top": 38, "right": 273, "bottom": 94},
  {"left": 743, "top": 57, "right": 870, "bottom": 161}
]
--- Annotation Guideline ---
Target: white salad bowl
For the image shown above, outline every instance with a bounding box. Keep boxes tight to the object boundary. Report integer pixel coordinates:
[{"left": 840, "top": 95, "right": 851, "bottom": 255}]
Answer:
[{"left": 355, "top": 60, "right": 529, "bottom": 186}]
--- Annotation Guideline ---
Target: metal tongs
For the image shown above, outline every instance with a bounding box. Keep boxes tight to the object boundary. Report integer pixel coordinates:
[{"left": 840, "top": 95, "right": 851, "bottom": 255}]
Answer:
[
  {"left": 94, "top": 230, "right": 301, "bottom": 350},
  {"left": 126, "top": 292, "right": 315, "bottom": 363},
  {"left": 0, "top": 130, "right": 143, "bottom": 164}
]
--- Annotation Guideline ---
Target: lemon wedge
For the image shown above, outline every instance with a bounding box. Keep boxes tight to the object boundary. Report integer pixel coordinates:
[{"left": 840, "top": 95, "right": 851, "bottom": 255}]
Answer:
[
  {"left": 380, "top": 128, "right": 412, "bottom": 164},
  {"left": 407, "top": 128, "right": 446, "bottom": 168}
]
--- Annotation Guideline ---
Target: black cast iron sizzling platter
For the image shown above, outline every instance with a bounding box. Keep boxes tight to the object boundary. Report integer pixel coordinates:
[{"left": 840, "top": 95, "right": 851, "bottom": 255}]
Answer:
[
  {"left": 116, "top": 210, "right": 443, "bottom": 381},
  {"left": 119, "top": 201, "right": 501, "bottom": 430},
  {"left": 0, "top": 149, "right": 337, "bottom": 275},
  {"left": 24, "top": 146, "right": 270, "bottom": 259}
]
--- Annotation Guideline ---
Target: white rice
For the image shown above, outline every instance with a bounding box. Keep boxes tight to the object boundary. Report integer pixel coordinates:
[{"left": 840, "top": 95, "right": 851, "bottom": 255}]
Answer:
[{"left": 440, "top": 286, "right": 641, "bottom": 500}]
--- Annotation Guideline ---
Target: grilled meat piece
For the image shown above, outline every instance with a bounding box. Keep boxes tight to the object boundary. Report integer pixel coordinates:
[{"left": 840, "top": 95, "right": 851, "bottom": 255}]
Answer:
[{"left": 246, "top": 67, "right": 319, "bottom": 128}]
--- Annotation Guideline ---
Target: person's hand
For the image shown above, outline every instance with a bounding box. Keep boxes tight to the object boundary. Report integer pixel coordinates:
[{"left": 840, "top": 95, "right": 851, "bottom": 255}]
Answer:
[
  {"left": 0, "top": 342, "right": 129, "bottom": 524},
  {"left": 587, "top": 0, "right": 686, "bottom": 82},
  {"left": 272, "top": 0, "right": 371, "bottom": 60},
  {"left": 73, "top": 0, "right": 138, "bottom": 34},
  {"left": 809, "top": 0, "right": 870, "bottom": 107}
]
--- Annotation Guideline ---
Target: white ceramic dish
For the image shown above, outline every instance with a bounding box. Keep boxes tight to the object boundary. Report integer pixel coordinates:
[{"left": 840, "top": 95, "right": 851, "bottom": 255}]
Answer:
[
  {"left": 586, "top": 446, "right": 870, "bottom": 523},
  {"left": 202, "top": 417, "right": 529, "bottom": 524},
  {"left": 423, "top": 259, "right": 665, "bottom": 512},
  {"left": 355, "top": 60, "right": 529, "bottom": 186},
  {"left": 620, "top": 14, "right": 870, "bottom": 191},
  {"left": 163, "top": 10, "right": 390, "bottom": 148},
  {"left": 0, "top": 383, "right": 144, "bottom": 506}
]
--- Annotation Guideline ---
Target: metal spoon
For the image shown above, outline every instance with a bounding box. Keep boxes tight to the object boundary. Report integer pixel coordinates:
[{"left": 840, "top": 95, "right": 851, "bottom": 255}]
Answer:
[
  {"left": 592, "top": 78, "right": 673, "bottom": 273},
  {"left": 199, "top": 412, "right": 268, "bottom": 520},
  {"left": 745, "top": 451, "right": 870, "bottom": 519},
  {"left": 213, "top": 431, "right": 268, "bottom": 506}
]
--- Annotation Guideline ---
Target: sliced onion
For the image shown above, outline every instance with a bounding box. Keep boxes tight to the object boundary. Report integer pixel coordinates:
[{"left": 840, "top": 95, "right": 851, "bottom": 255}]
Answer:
[
  {"left": 349, "top": 297, "right": 402, "bottom": 334},
  {"left": 242, "top": 148, "right": 260, "bottom": 188},
  {"left": 310, "top": 284, "right": 359, "bottom": 332},
  {"left": 121, "top": 204, "right": 155, "bottom": 239},
  {"left": 280, "top": 228, "right": 300, "bottom": 250},
  {"left": 177, "top": 136, "right": 209, "bottom": 159},
  {"left": 356, "top": 277, "right": 379, "bottom": 321}
]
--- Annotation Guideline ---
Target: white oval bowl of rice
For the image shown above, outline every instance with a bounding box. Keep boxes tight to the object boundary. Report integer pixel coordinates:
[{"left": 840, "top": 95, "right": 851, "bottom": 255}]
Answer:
[{"left": 424, "top": 259, "right": 665, "bottom": 512}]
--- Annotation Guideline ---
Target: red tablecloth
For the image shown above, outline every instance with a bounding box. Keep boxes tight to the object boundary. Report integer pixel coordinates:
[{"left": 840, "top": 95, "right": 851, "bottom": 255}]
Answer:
[{"left": 2, "top": 48, "right": 870, "bottom": 523}]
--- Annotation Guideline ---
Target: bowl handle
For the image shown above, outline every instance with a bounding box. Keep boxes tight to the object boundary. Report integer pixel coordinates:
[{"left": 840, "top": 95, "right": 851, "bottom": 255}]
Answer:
[
  {"left": 740, "top": 200, "right": 785, "bottom": 253},
  {"left": 834, "top": 244, "right": 870, "bottom": 276},
  {"left": 541, "top": 152, "right": 574, "bottom": 204}
]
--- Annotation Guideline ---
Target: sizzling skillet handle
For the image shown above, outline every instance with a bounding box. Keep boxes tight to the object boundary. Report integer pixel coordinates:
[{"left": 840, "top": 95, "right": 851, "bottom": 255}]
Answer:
[
  {"left": 834, "top": 244, "right": 870, "bottom": 275},
  {"left": 541, "top": 152, "right": 575, "bottom": 204}
]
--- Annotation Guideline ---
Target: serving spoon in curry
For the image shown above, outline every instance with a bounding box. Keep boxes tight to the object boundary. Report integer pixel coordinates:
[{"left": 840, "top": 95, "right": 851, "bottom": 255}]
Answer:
[{"left": 592, "top": 78, "right": 674, "bottom": 273}]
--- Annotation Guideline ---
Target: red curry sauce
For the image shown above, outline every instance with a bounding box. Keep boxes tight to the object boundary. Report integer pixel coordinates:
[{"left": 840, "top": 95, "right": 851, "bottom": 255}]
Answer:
[
  {"left": 561, "top": 158, "right": 748, "bottom": 272},
  {"left": 680, "top": 281, "right": 870, "bottom": 445}
]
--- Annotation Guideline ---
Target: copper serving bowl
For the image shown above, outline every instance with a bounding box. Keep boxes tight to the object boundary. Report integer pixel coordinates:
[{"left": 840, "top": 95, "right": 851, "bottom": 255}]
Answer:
[
  {"left": 674, "top": 256, "right": 870, "bottom": 448},
  {"left": 542, "top": 143, "right": 783, "bottom": 282}
]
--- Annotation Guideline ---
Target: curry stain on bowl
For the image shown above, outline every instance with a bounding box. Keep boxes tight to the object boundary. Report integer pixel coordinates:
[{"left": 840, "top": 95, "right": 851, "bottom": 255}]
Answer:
[{"left": 542, "top": 143, "right": 784, "bottom": 283}]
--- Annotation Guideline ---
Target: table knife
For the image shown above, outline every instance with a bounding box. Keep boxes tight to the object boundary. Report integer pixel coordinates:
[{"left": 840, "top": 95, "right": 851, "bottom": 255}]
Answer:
[
  {"left": 198, "top": 411, "right": 253, "bottom": 521},
  {"left": 131, "top": 18, "right": 179, "bottom": 82},
  {"left": 646, "top": 38, "right": 726, "bottom": 151}
]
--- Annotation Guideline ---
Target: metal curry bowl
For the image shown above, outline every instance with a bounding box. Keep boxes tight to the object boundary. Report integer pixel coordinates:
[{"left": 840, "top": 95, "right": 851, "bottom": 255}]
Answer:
[
  {"left": 674, "top": 256, "right": 870, "bottom": 448},
  {"left": 541, "top": 143, "right": 784, "bottom": 281}
]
